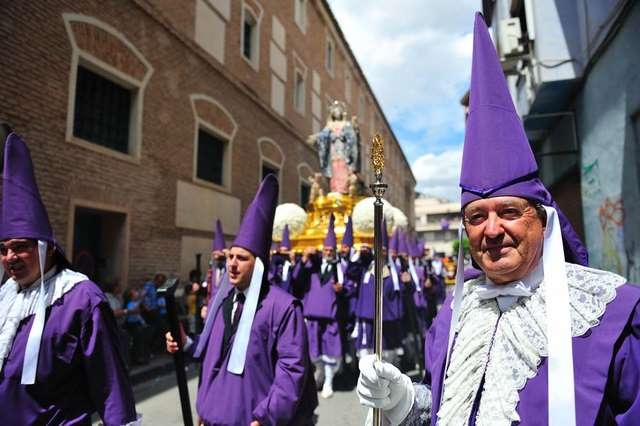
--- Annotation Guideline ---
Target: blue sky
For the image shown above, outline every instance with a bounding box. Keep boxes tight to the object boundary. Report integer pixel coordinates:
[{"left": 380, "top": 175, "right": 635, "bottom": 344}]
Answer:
[{"left": 327, "top": 0, "right": 481, "bottom": 201}]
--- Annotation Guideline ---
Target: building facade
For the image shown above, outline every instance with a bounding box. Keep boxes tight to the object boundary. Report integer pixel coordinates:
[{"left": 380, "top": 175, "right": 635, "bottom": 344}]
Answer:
[
  {"left": 1, "top": 0, "right": 416, "bottom": 287},
  {"left": 414, "top": 195, "right": 461, "bottom": 256},
  {"left": 482, "top": 0, "right": 640, "bottom": 281}
]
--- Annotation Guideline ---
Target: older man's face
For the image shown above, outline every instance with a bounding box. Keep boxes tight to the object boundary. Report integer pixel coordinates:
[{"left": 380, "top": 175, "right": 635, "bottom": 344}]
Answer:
[
  {"left": 227, "top": 246, "right": 256, "bottom": 290},
  {"left": 1, "top": 238, "right": 43, "bottom": 286},
  {"left": 464, "top": 196, "right": 545, "bottom": 285},
  {"left": 323, "top": 246, "right": 335, "bottom": 261}
]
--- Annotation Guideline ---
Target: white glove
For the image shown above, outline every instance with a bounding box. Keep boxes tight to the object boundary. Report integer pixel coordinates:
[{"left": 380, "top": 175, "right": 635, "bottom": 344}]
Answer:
[{"left": 357, "top": 354, "right": 415, "bottom": 425}]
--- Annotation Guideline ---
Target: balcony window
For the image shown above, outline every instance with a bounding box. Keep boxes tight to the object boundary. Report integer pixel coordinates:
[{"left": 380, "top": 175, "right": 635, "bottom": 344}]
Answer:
[{"left": 73, "top": 66, "right": 132, "bottom": 154}]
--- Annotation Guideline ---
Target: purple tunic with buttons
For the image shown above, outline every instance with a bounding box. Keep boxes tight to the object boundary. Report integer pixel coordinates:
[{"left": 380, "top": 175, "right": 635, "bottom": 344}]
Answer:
[
  {"left": 0, "top": 279, "right": 137, "bottom": 426},
  {"left": 193, "top": 284, "right": 317, "bottom": 425}
]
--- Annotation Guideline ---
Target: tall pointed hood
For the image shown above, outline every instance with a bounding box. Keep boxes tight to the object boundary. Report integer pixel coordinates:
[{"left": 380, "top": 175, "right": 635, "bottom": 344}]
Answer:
[
  {"left": 323, "top": 213, "right": 336, "bottom": 248},
  {"left": 341, "top": 216, "right": 354, "bottom": 247},
  {"left": 398, "top": 231, "right": 409, "bottom": 255},
  {"left": 415, "top": 239, "right": 424, "bottom": 258},
  {"left": 213, "top": 219, "right": 225, "bottom": 251},
  {"left": 232, "top": 174, "right": 279, "bottom": 263},
  {"left": 460, "top": 12, "right": 587, "bottom": 266},
  {"left": 0, "top": 133, "right": 54, "bottom": 242},
  {"left": 280, "top": 224, "right": 291, "bottom": 251},
  {"left": 389, "top": 228, "right": 400, "bottom": 253}
]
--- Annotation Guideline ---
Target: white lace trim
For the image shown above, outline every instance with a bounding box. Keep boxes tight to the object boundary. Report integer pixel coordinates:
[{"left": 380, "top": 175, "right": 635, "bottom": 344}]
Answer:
[
  {"left": 437, "top": 263, "right": 625, "bottom": 426},
  {"left": 0, "top": 269, "right": 87, "bottom": 373}
]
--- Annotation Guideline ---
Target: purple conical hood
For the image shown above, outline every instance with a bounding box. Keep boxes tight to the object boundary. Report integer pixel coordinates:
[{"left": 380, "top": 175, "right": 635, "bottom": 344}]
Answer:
[
  {"left": 389, "top": 228, "right": 400, "bottom": 252},
  {"left": 232, "top": 174, "right": 279, "bottom": 262},
  {"left": 341, "top": 216, "right": 354, "bottom": 247},
  {"left": 398, "top": 231, "right": 409, "bottom": 255},
  {"left": 0, "top": 133, "right": 54, "bottom": 242},
  {"left": 280, "top": 224, "right": 291, "bottom": 250},
  {"left": 213, "top": 219, "right": 225, "bottom": 251},
  {"left": 323, "top": 213, "right": 336, "bottom": 248},
  {"left": 459, "top": 13, "right": 588, "bottom": 266},
  {"left": 461, "top": 13, "right": 537, "bottom": 201},
  {"left": 408, "top": 236, "right": 419, "bottom": 258}
]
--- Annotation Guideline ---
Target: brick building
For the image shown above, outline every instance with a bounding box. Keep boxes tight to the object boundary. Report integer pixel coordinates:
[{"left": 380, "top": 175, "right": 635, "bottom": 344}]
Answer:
[{"left": 0, "top": 0, "right": 416, "bottom": 287}]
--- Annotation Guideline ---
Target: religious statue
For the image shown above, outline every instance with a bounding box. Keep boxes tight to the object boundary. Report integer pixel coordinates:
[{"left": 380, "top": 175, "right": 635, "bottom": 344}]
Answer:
[
  {"left": 307, "top": 172, "right": 325, "bottom": 201},
  {"left": 308, "top": 101, "right": 360, "bottom": 193}
]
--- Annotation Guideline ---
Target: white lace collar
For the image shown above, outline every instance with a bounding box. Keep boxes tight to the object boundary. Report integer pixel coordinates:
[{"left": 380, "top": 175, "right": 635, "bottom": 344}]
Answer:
[
  {"left": 437, "top": 263, "right": 626, "bottom": 425},
  {"left": 0, "top": 268, "right": 87, "bottom": 374}
]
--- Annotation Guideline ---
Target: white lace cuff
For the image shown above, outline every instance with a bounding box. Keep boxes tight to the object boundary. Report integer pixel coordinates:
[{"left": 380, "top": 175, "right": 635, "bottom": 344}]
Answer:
[{"left": 399, "top": 383, "right": 431, "bottom": 426}]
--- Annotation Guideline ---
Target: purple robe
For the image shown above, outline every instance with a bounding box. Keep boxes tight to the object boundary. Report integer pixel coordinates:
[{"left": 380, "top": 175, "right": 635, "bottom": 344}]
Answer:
[
  {"left": 422, "top": 283, "right": 640, "bottom": 425},
  {"left": 354, "top": 272, "right": 405, "bottom": 351},
  {"left": 0, "top": 280, "right": 137, "bottom": 425},
  {"left": 193, "top": 284, "right": 317, "bottom": 425},
  {"left": 355, "top": 272, "right": 401, "bottom": 321},
  {"left": 302, "top": 261, "right": 340, "bottom": 319},
  {"left": 302, "top": 257, "right": 347, "bottom": 359},
  {"left": 268, "top": 256, "right": 304, "bottom": 297}
]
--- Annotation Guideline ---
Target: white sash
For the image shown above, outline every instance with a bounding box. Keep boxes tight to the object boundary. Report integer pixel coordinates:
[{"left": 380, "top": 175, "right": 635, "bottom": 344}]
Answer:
[
  {"left": 228, "top": 257, "right": 264, "bottom": 374},
  {"left": 408, "top": 258, "right": 421, "bottom": 292},
  {"left": 282, "top": 260, "right": 291, "bottom": 282}
]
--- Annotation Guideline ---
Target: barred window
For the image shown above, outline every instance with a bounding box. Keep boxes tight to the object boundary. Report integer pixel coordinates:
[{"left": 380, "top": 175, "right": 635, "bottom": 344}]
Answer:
[
  {"left": 262, "top": 162, "right": 279, "bottom": 180},
  {"left": 73, "top": 66, "right": 131, "bottom": 154},
  {"left": 197, "top": 129, "right": 226, "bottom": 185}
]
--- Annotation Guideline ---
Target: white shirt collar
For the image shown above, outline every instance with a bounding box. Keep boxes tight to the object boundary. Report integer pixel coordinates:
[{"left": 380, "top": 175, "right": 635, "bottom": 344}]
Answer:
[{"left": 475, "top": 260, "right": 544, "bottom": 312}]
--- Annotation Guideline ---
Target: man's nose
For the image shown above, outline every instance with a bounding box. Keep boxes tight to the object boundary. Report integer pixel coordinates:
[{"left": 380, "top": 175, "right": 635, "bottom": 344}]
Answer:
[{"left": 483, "top": 212, "right": 503, "bottom": 238}]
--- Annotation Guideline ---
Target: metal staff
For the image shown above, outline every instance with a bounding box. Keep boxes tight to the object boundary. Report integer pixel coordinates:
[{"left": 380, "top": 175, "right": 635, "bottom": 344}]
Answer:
[
  {"left": 370, "top": 134, "right": 387, "bottom": 426},
  {"left": 158, "top": 278, "right": 194, "bottom": 426}
]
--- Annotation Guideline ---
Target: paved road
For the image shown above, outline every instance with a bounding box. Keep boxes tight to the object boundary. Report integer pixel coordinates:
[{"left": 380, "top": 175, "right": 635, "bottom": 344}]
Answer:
[{"left": 95, "top": 365, "right": 366, "bottom": 425}]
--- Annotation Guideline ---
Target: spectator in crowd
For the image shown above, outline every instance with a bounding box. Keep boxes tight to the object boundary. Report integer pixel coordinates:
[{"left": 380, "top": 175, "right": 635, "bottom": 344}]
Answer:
[
  {"left": 125, "top": 288, "right": 150, "bottom": 365},
  {"left": 102, "top": 277, "right": 131, "bottom": 367},
  {"left": 142, "top": 273, "right": 167, "bottom": 351}
]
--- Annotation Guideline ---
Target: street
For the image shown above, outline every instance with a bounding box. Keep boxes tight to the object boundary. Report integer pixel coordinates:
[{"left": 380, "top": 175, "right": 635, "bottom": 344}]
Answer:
[{"left": 96, "top": 366, "right": 367, "bottom": 425}]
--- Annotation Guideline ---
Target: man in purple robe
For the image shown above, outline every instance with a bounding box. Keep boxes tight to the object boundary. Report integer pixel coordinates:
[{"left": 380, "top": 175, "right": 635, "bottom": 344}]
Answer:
[
  {"left": 0, "top": 133, "right": 139, "bottom": 425},
  {"left": 302, "top": 214, "right": 346, "bottom": 398},
  {"left": 167, "top": 175, "right": 317, "bottom": 425},
  {"left": 337, "top": 217, "right": 358, "bottom": 367},
  {"left": 353, "top": 223, "right": 405, "bottom": 366},
  {"left": 356, "top": 13, "right": 640, "bottom": 425},
  {"left": 267, "top": 224, "right": 309, "bottom": 298}
]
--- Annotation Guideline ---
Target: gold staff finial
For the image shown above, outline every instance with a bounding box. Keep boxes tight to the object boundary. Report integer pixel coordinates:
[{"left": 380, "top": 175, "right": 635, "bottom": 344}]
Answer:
[{"left": 371, "top": 134, "right": 385, "bottom": 178}]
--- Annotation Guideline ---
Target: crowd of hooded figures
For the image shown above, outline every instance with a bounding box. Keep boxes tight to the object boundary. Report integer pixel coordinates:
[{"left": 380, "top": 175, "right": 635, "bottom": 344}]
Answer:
[{"left": 201, "top": 214, "right": 451, "bottom": 400}]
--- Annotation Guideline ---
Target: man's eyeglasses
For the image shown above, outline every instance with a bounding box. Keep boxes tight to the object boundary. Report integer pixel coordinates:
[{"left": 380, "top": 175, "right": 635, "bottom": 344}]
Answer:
[{"left": 0, "top": 241, "right": 36, "bottom": 256}]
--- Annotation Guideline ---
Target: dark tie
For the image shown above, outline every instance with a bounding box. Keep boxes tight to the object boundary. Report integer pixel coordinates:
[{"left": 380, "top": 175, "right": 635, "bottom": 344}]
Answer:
[{"left": 232, "top": 292, "right": 245, "bottom": 327}]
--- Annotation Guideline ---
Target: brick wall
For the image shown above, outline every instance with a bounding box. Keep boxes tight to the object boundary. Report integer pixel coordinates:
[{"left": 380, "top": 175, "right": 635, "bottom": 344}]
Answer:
[{"left": 0, "top": 0, "right": 415, "bottom": 287}]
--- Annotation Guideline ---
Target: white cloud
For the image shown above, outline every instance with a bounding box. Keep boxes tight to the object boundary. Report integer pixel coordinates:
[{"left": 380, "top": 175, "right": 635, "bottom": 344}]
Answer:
[
  {"left": 328, "top": 1, "right": 481, "bottom": 198},
  {"left": 411, "top": 149, "right": 463, "bottom": 201}
]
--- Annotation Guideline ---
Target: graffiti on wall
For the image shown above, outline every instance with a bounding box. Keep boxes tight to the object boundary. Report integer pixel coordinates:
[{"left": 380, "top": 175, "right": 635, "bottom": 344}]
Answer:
[
  {"left": 582, "top": 158, "right": 627, "bottom": 275},
  {"left": 598, "top": 197, "right": 625, "bottom": 275},
  {"left": 582, "top": 159, "right": 602, "bottom": 199}
]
